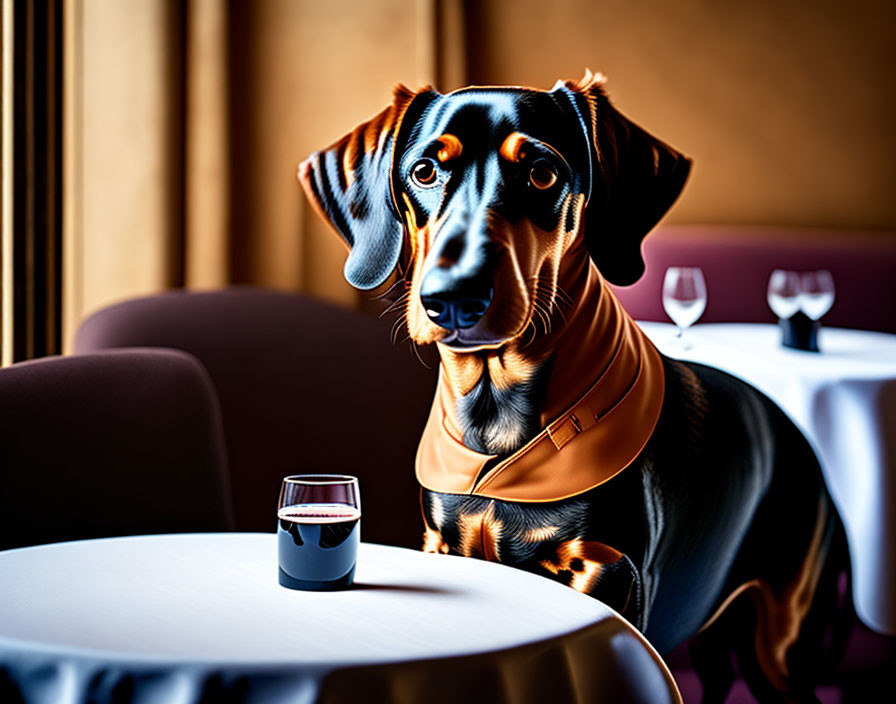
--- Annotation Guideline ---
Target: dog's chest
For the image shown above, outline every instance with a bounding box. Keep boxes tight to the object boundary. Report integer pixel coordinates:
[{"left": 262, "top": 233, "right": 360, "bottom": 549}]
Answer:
[
  {"left": 423, "top": 490, "right": 582, "bottom": 558},
  {"left": 421, "top": 489, "right": 633, "bottom": 597}
]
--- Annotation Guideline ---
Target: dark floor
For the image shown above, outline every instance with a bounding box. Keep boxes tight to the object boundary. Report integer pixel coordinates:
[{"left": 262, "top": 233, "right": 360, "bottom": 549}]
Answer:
[
  {"left": 671, "top": 669, "right": 843, "bottom": 703},
  {"left": 667, "top": 618, "right": 896, "bottom": 703}
]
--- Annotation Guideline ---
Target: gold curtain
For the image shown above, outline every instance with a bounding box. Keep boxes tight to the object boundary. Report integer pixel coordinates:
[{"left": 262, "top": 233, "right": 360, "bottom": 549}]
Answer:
[
  {"left": 57, "top": 0, "right": 895, "bottom": 354},
  {"left": 2, "top": 0, "right": 63, "bottom": 365},
  {"left": 61, "top": 0, "right": 465, "bottom": 351}
]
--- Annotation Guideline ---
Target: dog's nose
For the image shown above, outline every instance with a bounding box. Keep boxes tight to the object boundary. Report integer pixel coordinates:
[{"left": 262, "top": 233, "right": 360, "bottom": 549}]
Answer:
[
  {"left": 420, "top": 268, "right": 493, "bottom": 330},
  {"left": 421, "top": 292, "right": 492, "bottom": 330}
]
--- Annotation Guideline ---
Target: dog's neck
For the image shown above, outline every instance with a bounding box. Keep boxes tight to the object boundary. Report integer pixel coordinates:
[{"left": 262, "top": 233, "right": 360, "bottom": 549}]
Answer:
[{"left": 436, "top": 246, "right": 639, "bottom": 457}]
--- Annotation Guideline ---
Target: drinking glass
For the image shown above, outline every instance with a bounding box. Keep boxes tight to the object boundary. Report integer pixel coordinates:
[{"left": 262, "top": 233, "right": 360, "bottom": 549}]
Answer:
[
  {"left": 662, "top": 267, "right": 707, "bottom": 348},
  {"left": 799, "top": 270, "right": 835, "bottom": 321},
  {"left": 277, "top": 475, "right": 361, "bottom": 591},
  {"left": 767, "top": 270, "right": 801, "bottom": 320}
]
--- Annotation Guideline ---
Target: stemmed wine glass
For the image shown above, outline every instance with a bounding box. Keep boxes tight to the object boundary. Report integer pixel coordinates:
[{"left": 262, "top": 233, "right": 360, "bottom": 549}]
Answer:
[
  {"left": 662, "top": 267, "right": 707, "bottom": 349},
  {"left": 768, "top": 269, "right": 834, "bottom": 351},
  {"left": 767, "top": 270, "right": 801, "bottom": 320},
  {"left": 799, "top": 270, "right": 835, "bottom": 322}
]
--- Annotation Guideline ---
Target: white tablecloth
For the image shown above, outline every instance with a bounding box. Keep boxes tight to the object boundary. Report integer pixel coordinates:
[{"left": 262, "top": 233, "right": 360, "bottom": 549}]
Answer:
[
  {"left": 639, "top": 322, "right": 896, "bottom": 635},
  {"left": 0, "top": 534, "right": 681, "bottom": 704}
]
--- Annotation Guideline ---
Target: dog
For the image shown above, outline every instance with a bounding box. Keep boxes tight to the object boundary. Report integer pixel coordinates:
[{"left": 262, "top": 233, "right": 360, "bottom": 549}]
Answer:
[{"left": 298, "top": 71, "right": 849, "bottom": 703}]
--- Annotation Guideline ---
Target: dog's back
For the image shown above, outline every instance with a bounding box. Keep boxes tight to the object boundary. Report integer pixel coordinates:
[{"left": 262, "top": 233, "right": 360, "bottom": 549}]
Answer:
[{"left": 646, "top": 358, "right": 849, "bottom": 697}]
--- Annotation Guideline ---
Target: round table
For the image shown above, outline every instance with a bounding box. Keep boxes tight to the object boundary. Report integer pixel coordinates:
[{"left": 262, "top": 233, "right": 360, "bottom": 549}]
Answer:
[
  {"left": 639, "top": 321, "right": 896, "bottom": 635},
  {"left": 0, "top": 534, "right": 681, "bottom": 704}
]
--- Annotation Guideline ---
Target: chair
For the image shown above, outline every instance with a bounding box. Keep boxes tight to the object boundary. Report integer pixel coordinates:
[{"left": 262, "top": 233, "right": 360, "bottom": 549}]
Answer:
[
  {"left": 72, "top": 289, "right": 896, "bottom": 699},
  {"left": 0, "top": 349, "right": 233, "bottom": 551},
  {"left": 610, "top": 225, "right": 896, "bottom": 334},
  {"left": 74, "top": 288, "right": 438, "bottom": 548}
]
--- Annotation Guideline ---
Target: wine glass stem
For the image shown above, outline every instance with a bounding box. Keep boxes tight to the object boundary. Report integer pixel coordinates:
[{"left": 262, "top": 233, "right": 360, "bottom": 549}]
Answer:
[{"left": 676, "top": 326, "right": 693, "bottom": 351}]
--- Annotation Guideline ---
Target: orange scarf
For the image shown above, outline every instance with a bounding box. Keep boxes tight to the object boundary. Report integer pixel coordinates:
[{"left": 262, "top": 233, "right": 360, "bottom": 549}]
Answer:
[{"left": 415, "top": 263, "right": 665, "bottom": 502}]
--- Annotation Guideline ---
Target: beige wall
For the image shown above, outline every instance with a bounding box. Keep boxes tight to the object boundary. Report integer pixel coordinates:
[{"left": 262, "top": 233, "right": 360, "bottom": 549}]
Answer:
[
  {"left": 462, "top": 0, "right": 896, "bottom": 230},
  {"left": 63, "top": 0, "right": 429, "bottom": 348},
  {"left": 62, "top": 0, "right": 894, "bottom": 349},
  {"left": 227, "top": 0, "right": 422, "bottom": 306}
]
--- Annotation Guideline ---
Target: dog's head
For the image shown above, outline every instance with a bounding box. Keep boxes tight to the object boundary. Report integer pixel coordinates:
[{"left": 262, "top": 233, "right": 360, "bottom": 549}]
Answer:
[{"left": 299, "top": 72, "right": 690, "bottom": 352}]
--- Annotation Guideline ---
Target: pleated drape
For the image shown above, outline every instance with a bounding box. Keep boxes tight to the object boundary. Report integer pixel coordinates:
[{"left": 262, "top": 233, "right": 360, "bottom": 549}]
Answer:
[
  {"left": 54, "top": 0, "right": 895, "bottom": 353},
  {"left": 61, "top": 0, "right": 460, "bottom": 351}
]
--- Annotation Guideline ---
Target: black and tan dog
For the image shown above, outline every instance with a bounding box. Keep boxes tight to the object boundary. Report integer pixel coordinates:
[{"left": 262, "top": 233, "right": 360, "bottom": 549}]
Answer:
[{"left": 298, "top": 72, "right": 849, "bottom": 703}]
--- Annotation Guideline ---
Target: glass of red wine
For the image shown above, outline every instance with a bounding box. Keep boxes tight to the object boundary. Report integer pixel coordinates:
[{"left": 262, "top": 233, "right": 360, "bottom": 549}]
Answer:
[{"left": 277, "top": 475, "right": 361, "bottom": 591}]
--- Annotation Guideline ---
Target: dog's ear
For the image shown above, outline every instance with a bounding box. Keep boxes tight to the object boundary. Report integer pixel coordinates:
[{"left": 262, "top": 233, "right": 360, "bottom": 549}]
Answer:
[
  {"left": 561, "top": 72, "right": 691, "bottom": 286},
  {"left": 298, "top": 86, "right": 437, "bottom": 290}
]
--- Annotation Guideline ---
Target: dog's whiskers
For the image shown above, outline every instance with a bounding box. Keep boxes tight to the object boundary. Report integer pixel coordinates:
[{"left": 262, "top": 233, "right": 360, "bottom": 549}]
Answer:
[
  {"left": 547, "top": 294, "right": 569, "bottom": 327},
  {"left": 390, "top": 313, "right": 409, "bottom": 345},
  {"left": 554, "top": 284, "right": 575, "bottom": 309},
  {"left": 525, "top": 278, "right": 549, "bottom": 335},
  {"left": 380, "top": 291, "right": 412, "bottom": 319},
  {"left": 371, "top": 278, "right": 409, "bottom": 303},
  {"left": 528, "top": 278, "right": 568, "bottom": 337},
  {"left": 381, "top": 298, "right": 433, "bottom": 369},
  {"left": 530, "top": 275, "right": 574, "bottom": 329},
  {"left": 520, "top": 318, "right": 538, "bottom": 348},
  {"left": 528, "top": 281, "right": 546, "bottom": 337},
  {"left": 531, "top": 296, "right": 551, "bottom": 336},
  {"left": 410, "top": 341, "right": 433, "bottom": 369},
  {"left": 538, "top": 301, "right": 554, "bottom": 335}
]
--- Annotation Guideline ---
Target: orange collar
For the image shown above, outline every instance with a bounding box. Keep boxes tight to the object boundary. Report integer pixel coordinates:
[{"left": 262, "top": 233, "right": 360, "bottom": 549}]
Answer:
[{"left": 415, "top": 264, "right": 665, "bottom": 502}]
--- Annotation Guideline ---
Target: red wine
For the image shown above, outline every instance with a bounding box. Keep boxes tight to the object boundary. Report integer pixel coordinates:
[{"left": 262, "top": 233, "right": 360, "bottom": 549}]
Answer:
[{"left": 277, "top": 504, "right": 360, "bottom": 591}]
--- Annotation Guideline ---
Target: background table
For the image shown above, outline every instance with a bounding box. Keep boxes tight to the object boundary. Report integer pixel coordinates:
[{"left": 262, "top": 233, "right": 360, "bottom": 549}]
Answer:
[
  {"left": 640, "top": 321, "right": 896, "bottom": 635},
  {"left": 0, "top": 533, "right": 681, "bottom": 704}
]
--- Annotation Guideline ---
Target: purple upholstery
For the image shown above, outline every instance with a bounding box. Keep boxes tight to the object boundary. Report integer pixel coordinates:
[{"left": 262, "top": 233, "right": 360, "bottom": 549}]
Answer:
[
  {"left": 0, "top": 350, "right": 233, "bottom": 551},
  {"left": 73, "top": 282, "right": 895, "bottom": 696},
  {"left": 74, "top": 288, "right": 438, "bottom": 548},
  {"left": 610, "top": 226, "right": 896, "bottom": 333}
]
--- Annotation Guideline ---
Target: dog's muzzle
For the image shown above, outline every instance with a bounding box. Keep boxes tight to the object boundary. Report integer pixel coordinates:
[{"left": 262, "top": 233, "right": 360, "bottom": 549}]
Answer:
[{"left": 418, "top": 215, "right": 495, "bottom": 333}]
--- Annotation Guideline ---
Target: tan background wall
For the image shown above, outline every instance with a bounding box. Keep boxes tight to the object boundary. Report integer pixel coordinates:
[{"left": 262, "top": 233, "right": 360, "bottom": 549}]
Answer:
[
  {"left": 462, "top": 0, "right": 896, "bottom": 230},
  {"left": 64, "top": 0, "right": 427, "bottom": 346},
  {"left": 63, "top": 0, "right": 895, "bottom": 349},
  {"left": 226, "top": 0, "right": 421, "bottom": 307}
]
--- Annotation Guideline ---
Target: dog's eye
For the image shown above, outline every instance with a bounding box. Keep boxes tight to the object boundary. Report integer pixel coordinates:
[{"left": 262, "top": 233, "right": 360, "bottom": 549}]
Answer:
[
  {"left": 529, "top": 161, "right": 558, "bottom": 190},
  {"left": 410, "top": 159, "right": 439, "bottom": 188}
]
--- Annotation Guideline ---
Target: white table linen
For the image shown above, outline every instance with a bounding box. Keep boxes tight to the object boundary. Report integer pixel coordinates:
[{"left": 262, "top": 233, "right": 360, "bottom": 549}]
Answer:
[
  {"left": 639, "top": 322, "right": 896, "bottom": 635},
  {"left": 0, "top": 533, "right": 680, "bottom": 704}
]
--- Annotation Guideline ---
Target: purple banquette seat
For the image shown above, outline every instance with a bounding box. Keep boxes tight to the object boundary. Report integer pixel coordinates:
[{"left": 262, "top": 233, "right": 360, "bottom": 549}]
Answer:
[
  {"left": 74, "top": 288, "right": 438, "bottom": 549},
  {"left": 0, "top": 350, "right": 233, "bottom": 551},
  {"left": 610, "top": 226, "right": 896, "bottom": 334}
]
